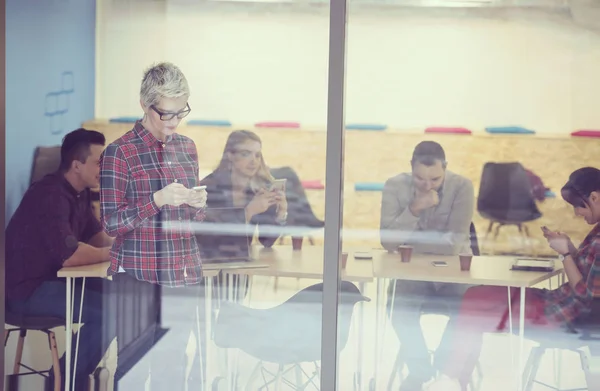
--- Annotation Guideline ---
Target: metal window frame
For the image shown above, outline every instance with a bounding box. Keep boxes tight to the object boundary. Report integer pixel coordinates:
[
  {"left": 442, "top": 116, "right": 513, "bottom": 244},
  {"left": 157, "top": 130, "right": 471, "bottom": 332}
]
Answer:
[{"left": 320, "top": 0, "right": 348, "bottom": 388}]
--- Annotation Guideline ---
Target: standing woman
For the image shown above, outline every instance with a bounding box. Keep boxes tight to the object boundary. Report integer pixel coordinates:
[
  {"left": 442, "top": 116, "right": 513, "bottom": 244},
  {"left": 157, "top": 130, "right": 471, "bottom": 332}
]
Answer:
[
  {"left": 427, "top": 167, "right": 600, "bottom": 391},
  {"left": 100, "top": 62, "right": 208, "bottom": 390},
  {"left": 199, "top": 130, "right": 288, "bottom": 247}
]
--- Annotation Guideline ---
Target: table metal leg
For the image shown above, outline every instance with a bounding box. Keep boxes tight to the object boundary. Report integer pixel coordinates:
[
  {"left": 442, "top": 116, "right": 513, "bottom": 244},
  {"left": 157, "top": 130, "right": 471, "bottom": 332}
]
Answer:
[
  {"left": 65, "top": 277, "right": 72, "bottom": 391},
  {"left": 519, "top": 287, "right": 526, "bottom": 391},
  {"left": 206, "top": 277, "right": 213, "bottom": 390},
  {"left": 372, "top": 277, "right": 390, "bottom": 390},
  {"left": 72, "top": 277, "right": 86, "bottom": 391},
  {"left": 355, "top": 281, "right": 366, "bottom": 391},
  {"left": 508, "top": 287, "right": 515, "bottom": 390}
]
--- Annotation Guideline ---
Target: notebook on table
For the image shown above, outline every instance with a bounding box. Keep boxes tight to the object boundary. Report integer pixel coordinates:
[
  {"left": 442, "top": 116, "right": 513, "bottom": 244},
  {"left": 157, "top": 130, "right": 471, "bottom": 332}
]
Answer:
[{"left": 511, "top": 258, "right": 555, "bottom": 272}]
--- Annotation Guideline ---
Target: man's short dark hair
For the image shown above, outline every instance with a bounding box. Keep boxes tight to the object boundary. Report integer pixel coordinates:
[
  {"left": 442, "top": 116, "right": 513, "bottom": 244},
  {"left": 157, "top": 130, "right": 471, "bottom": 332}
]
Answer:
[
  {"left": 411, "top": 141, "right": 447, "bottom": 168},
  {"left": 59, "top": 128, "right": 106, "bottom": 171}
]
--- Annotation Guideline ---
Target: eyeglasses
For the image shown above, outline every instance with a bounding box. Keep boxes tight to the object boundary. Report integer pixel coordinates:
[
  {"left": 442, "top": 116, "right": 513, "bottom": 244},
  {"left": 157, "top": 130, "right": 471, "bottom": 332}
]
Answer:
[{"left": 151, "top": 103, "right": 191, "bottom": 121}]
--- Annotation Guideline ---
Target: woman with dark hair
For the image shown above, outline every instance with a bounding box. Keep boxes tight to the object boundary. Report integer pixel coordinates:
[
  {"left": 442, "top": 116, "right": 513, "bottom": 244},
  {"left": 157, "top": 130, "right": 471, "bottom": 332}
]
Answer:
[{"left": 426, "top": 167, "right": 600, "bottom": 391}]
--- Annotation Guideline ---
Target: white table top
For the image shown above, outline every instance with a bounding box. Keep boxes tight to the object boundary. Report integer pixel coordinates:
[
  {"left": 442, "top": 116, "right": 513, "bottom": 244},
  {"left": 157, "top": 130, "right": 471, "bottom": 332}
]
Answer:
[
  {"left": 218, "top": 245, "right": 374, "bottom": 283},
  {"left": 57, "top": 247, "right": 561, "bottom": 288},
  {"left": 373, "top": 251, "right": 563, "bottom": 287},
  {"left": 57, "top": 262, "right": 221, "bottom": 279},
  {"left": 57, "top": 261, "right": 111, "bottom": 278}
]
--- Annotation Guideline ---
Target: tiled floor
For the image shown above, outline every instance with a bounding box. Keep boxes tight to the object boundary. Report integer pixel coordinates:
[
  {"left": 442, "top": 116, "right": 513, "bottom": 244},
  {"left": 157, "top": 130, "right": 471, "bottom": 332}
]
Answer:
[{"left": 5, "top": 275, "right": 593, "bottom": 390}]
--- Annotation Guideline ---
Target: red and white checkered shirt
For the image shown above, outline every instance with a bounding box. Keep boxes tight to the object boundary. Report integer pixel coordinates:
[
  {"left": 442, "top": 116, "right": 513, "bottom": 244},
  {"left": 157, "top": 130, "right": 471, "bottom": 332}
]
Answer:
[
  {"left": 100, "top": 121, "right": 205, "bottom": 286},
  {"left": 544, "top": 224, "right": 600, "bottom": 323}
]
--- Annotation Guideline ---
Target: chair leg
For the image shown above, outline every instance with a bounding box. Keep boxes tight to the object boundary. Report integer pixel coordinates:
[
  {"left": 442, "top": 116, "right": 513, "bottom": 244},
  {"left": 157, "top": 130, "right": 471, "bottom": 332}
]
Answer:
[
  {"left": 484, "top": 221, "right": 494, "bottom": 253},
  {"left": 245, "top": 362, "right": 262, "bottom": 391},
  {"left": 275, "top": 364, "right": 284, "bottom": 391},
  {"left": 493, "top": 223, "right": 503, "bottom": 241},
  {"left": 523, "top": 346, "right": 545, "bottom": 391},
  {"left": 387, "top": 348, "right": 404, "bottom": 391},
  {"left": 308, "top": 236, "right": 315, "bottom": 246},
  {"left": 13, "top": 329, "right": 26, "bottom": 374},
  {"left": 295, "top": 364, "right": 303, "bottom": 390},
  {"left": 48, "top": 331, "right": 62, "bottom": 391}
]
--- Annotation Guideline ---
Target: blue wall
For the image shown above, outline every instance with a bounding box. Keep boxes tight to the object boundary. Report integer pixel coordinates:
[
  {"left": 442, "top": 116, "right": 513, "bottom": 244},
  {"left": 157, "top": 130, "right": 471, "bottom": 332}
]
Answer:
[{"left": 6, "top": 0, "right": 96, "bottom": 220}]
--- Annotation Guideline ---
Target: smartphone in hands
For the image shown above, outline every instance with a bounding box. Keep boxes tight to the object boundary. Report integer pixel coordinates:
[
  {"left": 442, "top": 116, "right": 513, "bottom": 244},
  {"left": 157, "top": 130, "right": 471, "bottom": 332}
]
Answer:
[
  {"left": 269, "top": 179, "right": 287, "bottom": 192},
  {"left": 192, "top": 185, "right": 207, "bottom": 191}
]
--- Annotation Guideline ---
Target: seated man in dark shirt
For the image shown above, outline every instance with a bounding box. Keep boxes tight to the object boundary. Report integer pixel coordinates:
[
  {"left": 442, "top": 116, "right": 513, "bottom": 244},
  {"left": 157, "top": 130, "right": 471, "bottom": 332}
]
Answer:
[{"left": 6, "top": 129, "right": 115, "bottom": 391}]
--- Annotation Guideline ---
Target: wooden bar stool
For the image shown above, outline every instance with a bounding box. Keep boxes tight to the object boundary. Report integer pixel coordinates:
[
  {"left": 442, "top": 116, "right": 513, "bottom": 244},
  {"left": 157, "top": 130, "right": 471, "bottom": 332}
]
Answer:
[{"left": 4, "top": 311, "right": 64, "bottom": 391}]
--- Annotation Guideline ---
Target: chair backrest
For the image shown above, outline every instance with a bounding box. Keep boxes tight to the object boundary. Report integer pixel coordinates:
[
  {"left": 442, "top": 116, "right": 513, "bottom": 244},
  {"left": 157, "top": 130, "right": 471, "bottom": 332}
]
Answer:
[
  {"left": 30, "top": 146, "right": 61, "bottom": 185},
  {"left": 213, "top": 281, "right": 367, "bottom": 363},
  {"left": 477, "top": 162, "right": 542, "bottom": 223}
]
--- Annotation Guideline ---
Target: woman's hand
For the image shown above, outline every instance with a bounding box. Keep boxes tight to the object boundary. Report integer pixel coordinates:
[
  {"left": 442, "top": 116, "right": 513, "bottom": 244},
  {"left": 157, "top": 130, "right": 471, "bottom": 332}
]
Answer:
[
  {"left": 187, "top": 188, "right": 207, "bottom": 209},
  {"left": 274, "top": 188, "right": 288, "bottom": 218},
  {"left": 543, "top": 228, "right": 574, "bottom": 255},
  {"left": 245, "top": 189, "right": 277, "bottom": 221}
]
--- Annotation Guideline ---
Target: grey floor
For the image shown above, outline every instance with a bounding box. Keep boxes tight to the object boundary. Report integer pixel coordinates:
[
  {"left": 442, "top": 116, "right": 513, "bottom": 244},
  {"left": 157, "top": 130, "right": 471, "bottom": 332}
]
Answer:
[{"left": 5, "top": 275, "right": 593, "bottom": 390}]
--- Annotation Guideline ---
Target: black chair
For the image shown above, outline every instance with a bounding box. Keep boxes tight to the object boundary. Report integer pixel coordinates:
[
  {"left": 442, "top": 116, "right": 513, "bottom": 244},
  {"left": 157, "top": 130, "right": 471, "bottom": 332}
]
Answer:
[
  {"left": 30, "top": 146, "right": 61, "bottom": 185},
  {"left": 4, "top": 310, "right": 64, "bottom": 391},
  {"left": 477, "top": 162, "right": 542, "bottom": 254},
  {"left": 270, "top": 166, "right": 324, "bottom": 246},
  {"left": 522, "top": 301, "right": 600, "bottom": 391},
  {"left": 213, "top": 281, "right": 369, "bottom": 390}
]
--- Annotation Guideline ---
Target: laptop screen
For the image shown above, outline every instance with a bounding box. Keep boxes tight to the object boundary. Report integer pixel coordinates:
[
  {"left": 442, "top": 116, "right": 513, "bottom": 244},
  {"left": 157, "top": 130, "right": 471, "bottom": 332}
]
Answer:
[{"left": 196, "top": 207, "right": 253, "bottom": 263}]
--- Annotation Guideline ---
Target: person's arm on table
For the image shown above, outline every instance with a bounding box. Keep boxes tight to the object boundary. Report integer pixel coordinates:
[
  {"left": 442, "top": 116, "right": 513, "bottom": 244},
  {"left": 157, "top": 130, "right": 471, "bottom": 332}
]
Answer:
[
  {"left": 40, "top": 195, "right": 110, "bottom": 269},
  {"left": 100, "top": 144, "right": 161, "bottom": 236},
  {"left": 63, "top": 243, "right": 110, "bottom": 267},
  {"left": 380, "top": 178, "right": 420, "bottom": 251}
]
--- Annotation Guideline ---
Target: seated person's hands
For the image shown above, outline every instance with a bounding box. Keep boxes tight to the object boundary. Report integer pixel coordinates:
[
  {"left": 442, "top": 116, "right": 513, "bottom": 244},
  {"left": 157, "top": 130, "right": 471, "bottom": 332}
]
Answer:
[
  {"left": 273, "top": 188, "right": 288, "bottom": 216},
  {"left": 541, "top": 226, "right": 575, "bottom": 255},
  {"left": 246, "top": 188, "right": 278, "bottom": 220},
  {"left": 410, "top": 189, "right": 440, "bottom": 216},
  {"left": 187, "top": 187, "right": 207, "bottom": 209}
]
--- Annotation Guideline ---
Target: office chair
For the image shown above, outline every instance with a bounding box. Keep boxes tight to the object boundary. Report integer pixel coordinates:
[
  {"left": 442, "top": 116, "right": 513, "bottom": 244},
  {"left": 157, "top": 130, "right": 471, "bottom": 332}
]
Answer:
[
  {"left": 387, "top": 223, "right": 483, "bottom": 391},
  {"left": 30, "top": 145, "right": 100, "bottom": 205},
  {"left": 477, "top": 162, "right": 542, "bottom": 254},
  {"left": 30, "top": 146, "right": 61, "bottom": 185},
  {"left": 212, "top": 281, "right": 369, "bottom": 390}
]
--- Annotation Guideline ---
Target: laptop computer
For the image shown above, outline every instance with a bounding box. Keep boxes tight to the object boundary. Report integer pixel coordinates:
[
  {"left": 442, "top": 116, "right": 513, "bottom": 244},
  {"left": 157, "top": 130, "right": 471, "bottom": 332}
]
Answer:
[{"left": 196, "top": 207, "right": 254, "bottom": 263}]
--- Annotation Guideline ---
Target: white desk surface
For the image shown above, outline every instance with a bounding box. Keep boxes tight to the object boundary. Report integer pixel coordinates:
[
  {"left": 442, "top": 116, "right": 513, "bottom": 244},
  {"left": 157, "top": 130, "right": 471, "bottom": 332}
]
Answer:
[
  {"left": 57, "top": 262, "right": 221, "bottom": 279},
  {"left": 218, "top": 245, "right": 374, "bottom": 283},
  {"left": 373, "top": 251, "right": 563, "bottom": 287},
  {"left": 57, "top": 261, "right": 111, "bottom": 278}
]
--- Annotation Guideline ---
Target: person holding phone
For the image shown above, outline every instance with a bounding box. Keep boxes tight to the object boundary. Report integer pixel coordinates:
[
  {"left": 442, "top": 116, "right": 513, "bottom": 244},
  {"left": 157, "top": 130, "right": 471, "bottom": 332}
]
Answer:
[
  {"left": 100, "top": 62, "right": 208, "bottom": 390},
  {"left": 427, "top": 167, "right": 600, "bottom": 391},
  {"left": 380, "top": 141, "right": 475, "bottom": 390},
  {"left": 199, "top": 129, "right": 288, "bottom": 248}
]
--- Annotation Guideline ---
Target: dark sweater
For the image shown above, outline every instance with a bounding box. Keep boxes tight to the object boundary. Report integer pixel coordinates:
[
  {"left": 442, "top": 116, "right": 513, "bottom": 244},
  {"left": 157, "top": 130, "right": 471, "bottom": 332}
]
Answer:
[{"left": 199, "top": 169, "right": 281, "bottom": 248}]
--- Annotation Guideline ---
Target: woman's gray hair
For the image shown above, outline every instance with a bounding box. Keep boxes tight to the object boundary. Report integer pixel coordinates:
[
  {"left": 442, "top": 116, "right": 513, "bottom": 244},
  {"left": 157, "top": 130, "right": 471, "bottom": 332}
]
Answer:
[{"left": 140, "top": 62, "right": 190, "bottom": 108}]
